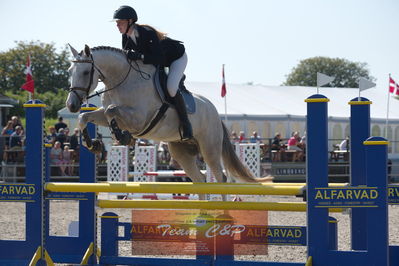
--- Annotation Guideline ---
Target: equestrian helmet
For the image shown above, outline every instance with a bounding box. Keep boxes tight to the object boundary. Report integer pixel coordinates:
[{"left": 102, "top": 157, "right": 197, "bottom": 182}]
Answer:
[{"left": 113, "top": 6, "right": 138, "bottom": 22}]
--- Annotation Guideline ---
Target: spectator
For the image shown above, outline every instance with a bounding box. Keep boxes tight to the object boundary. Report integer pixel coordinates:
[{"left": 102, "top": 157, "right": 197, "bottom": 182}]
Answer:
[
  {"left": 55, "top": 128, "right": 67, "bottom": 149},
  {"left": 2, "top": 120, "right": 14, "bottom": 148},
  {"left": 294, "top": 131, "right": 302, "bottom": 142},
  {"left": 11, "top": 116, "right": 23, "bottom": 131},
  {"left": 9, "top": 126, "right": 23, "bottom": 150},
  {"left": 158, "top": 141, "right": 170, "bottom": 163},
  {"left": 250, "top": 131, "right": 262, "bottom": 143},
  {"left": 168, "top": 157, "right": 182, "bottom": 170},
  {"left": 299, "top": 132, "right": 306, "bottom": 160},
  {"left": 271, "top": 133, "right": 284, "bottom": 161},
  {"left": 64, "top": 127, "right": 71, "bottom": 143},
  {"left": 230, "top": 131, "right": 239, "bottom": 144},
  {"left": 50, "top": 141, "right": 66, "bottom": 176},
  {"left": 54, "top": 116, "right": 68, "bottom": 132},
  {"left": 287, "top": 132, "right": 303, "bottom": 161},
  {"left": 96, "top": 133, "right": 107, "bottom": 164},
  {"left": 69, "top": 128, "right": 80, "bottom": 150},
  {"left": 46, "top": 126, "right": 57, "bottom": 145},
  {"left": 239, "top": 131, "right": 246, "bottom": 143},
  {"left": 62, "top": 144, "right": 74, "bottom": 175},
  {"left": 339, "top": 136, "right": 349, "bottom": 151}
]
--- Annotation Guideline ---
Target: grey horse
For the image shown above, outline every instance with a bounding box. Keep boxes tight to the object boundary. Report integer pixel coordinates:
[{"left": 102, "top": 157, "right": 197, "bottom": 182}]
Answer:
[{"left": 66, "top": 45, "right": 272, "bottom": 198}]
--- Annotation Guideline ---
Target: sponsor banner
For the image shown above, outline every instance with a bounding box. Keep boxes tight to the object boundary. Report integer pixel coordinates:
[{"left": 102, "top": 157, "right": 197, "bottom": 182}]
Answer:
[
  {"left": 312, "top": 187, "right": 381, "bottom": 207},
  {"left": 131, "top": 209, "right": 269, "bottom": 255},
  {"left": 0, "top": 184, "right": 36, "bottom": 202},
  {"left": 239, "top": 225, "right": 306, "bottom": 246}
]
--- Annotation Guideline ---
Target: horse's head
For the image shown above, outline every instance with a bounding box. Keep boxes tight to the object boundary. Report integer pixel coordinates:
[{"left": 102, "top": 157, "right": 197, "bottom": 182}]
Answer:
[{"left": 66, "top": 44, "right": 101, "bottom": 113}]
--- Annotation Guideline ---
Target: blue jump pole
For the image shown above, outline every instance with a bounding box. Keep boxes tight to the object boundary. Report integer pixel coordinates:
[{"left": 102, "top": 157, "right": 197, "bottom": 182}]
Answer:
[
  {"left": 305, "top": 94, "right": 330, "bottom": 265},
  {"left": 349, "top": 97, "right": 371, "bottom": 250},
  {"left": 363, "top": 137, "right": 389, "bottom": 265}
]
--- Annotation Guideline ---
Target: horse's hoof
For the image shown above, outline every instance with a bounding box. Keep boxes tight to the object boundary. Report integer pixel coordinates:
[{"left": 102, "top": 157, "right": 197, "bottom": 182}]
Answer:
[
  {"left": 119, "top": 131, "right": 132, "bottom": 145},
  {"left": 88, "top": 139, "right": 103, "bottom": 154}
]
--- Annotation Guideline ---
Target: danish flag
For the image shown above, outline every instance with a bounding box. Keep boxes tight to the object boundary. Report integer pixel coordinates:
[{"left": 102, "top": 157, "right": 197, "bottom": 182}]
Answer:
[
  {"left": 221, "top": 64, "right": 226, "bottom": 97},
  {"left": 389, "top": 77, "right": 399, "bottom": 95},
  {"left": 21, "top": 55, "right": 34, "bottom": 94}
]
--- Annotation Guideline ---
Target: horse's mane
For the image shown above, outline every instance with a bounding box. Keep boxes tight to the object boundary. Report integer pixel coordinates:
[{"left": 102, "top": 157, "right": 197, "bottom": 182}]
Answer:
[{"left": 91, "top": 46, "right": 125, "bottom": 55}]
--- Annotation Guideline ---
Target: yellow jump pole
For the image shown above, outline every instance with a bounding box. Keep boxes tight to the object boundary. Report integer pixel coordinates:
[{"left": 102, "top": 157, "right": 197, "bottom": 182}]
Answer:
[
  {"left": 45, "top": 182, "right": 303, "bottom": 196},
  {"left": 97, "top": 199, "right": 342, "bottom": 212}
]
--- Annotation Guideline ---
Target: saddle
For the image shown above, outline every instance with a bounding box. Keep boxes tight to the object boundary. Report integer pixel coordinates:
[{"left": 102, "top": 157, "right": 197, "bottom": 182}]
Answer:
[
  {"left": 154, "top": 66, "right": 196, "bottom": 114},
  {"left": 136, "top": 67, "right": 196, "bottom": 137}
]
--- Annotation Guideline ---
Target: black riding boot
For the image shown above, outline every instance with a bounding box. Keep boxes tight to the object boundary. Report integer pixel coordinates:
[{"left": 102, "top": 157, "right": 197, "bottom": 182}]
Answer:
[{"left": 173, "top": 91, "right": 193, "bottom": 141}]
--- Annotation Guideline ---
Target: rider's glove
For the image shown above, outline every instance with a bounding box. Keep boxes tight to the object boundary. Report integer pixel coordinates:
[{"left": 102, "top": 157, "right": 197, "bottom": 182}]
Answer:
[{"left": 126, "top": 50, "right": 143, "bottom": 61}]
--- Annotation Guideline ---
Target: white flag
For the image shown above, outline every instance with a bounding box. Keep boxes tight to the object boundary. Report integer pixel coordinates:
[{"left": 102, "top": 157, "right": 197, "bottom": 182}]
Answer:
[
  {"left": 359, "top": 77, "right": 376, "bottom": 91},
  {"left": 317, "top": 72, "right": 334, "bottom": 87}
]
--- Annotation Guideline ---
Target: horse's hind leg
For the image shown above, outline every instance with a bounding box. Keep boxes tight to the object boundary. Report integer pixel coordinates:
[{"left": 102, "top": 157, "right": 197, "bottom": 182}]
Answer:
[
  {"left": 198, "top": 139, "right": 228, "bottom": 201},
  {"left": 168, "top": 142, "right": 207, "bottom": 200}
]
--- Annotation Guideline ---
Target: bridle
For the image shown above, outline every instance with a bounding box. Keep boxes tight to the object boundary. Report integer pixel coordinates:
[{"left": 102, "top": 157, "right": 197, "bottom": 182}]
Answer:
[
  {"left": 68, "top": 54, "right": 106, "bottom": 104},
  {"left": 67, "top": 53, "right": 150, "bottom": 104}
]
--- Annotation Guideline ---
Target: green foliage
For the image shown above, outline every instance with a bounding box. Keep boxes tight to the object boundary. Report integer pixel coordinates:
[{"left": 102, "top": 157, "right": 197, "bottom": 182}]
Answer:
[
  {"left": 283, "top": 56, "right": 375, "bottom": 88},
  {"left": 5, "top": 90, "right": 68, "bottom": 119},
  {"left": 0, "top": 40, "right": 71, "bottom": 94},
  {"left": 1, "top": 41, "right": 71, "bottom": 119}
]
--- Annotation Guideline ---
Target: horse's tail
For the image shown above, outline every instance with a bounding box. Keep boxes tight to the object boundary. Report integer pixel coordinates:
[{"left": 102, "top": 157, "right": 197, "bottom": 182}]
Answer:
[{"left": 221, "top": 122, "right": 273, "bottom": 183}]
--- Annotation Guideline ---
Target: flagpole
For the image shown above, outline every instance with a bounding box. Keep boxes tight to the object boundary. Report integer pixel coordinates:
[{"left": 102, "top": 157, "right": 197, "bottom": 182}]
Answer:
[{"left": 385, "top": 73, "right": 391, "bottom": 139}]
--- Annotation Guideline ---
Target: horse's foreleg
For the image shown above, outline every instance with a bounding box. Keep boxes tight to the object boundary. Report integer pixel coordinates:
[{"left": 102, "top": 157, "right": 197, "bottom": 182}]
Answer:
[{"left": 78, "top": 108, "right": 108, "bottom": 153}]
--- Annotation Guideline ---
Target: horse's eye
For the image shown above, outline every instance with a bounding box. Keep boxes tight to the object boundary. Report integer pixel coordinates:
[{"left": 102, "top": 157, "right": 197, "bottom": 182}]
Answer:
[{"left": 83, "top": 70, "right": 90, "bottom": 75}]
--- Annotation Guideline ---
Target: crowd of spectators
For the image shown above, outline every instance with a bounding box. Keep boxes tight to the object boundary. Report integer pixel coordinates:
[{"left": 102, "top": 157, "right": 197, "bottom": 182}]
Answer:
[
  {"left": 229, "top": 130, "right": 307, "bottom": 162},
  {"left": 1, "top": 116, "right": 25, "bottom": 163},
  {"left": 1, "top": 116, "right": 84, "bottom": 176},
  {"left": 46, "top": 117, "right": 81, "bottom": 176}
]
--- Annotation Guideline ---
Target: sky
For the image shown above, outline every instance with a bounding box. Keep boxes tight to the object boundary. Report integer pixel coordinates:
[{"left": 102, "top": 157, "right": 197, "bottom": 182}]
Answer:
[{"left": 1, "top": 0, "right": 399, "bottom": 90}]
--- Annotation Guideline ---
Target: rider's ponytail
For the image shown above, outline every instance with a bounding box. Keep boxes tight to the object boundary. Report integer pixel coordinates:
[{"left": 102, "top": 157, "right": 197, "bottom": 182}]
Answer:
[{"left": 139, "top": 24, "right": 167, "bottom": 40}]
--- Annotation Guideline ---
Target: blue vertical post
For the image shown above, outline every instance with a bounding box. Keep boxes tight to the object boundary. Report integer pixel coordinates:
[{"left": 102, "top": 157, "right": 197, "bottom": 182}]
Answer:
[
  {"left": 46, "top": 104, "right": 97, "bottom": 264},
  {"left": 25, "top": 100, "right": 47, "bottom": 265},
  {"left": 305, "top": 95, "right": 330, "bottom": 265},
  {"left": 363, "top": 137, "right": 388, "bottom": 265},
  {"left": 79, "top": 104, "right": 97, "bottom": 264},
  {"left": 100, "top": 212, "right": 120, "bottom": 260},
  {"left": 349, "top": 98, "right": 371, "bottom": 250}
]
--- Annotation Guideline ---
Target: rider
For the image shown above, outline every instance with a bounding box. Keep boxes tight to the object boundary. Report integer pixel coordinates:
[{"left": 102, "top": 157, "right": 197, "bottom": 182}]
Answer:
[{"left": 113, "top": 5, "right": 193, "bottom": 141}]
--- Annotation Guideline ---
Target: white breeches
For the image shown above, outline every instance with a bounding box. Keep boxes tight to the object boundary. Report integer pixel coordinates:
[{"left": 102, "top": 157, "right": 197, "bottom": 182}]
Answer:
[{"left": 167, "top": 52, "right": 188, "bottom": 97}]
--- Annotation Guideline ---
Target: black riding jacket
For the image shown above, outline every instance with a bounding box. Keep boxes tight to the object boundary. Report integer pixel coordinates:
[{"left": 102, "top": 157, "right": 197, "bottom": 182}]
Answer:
[{"left": 122, "top": 25, "right": 185, "bottom": 67}]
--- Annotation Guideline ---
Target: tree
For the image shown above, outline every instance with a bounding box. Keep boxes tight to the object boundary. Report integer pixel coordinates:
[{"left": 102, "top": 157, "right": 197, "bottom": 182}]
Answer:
[
  {"left": 0, "top": 40, "right": 70, "bottom": 94},
  {"left": 0, "top": 41, "right": 71, "bottom": 118},
  {"left": 283, "top": 56, "right": 375, "bottom": 88}
]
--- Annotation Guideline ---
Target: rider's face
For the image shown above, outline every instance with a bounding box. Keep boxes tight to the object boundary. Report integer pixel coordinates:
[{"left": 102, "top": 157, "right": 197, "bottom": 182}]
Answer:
[{"left": 116, "top": 20, "right": 129, "bottom": 34}]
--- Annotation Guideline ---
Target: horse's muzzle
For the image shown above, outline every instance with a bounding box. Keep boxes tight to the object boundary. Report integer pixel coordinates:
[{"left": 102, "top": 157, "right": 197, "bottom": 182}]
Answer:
[{"left": 67, "top": 102, "right": 80, "bottom": 113}]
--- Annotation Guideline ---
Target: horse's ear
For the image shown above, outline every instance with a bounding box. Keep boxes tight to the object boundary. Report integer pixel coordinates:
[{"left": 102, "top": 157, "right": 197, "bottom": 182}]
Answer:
[
  {"left": 68, "top": 43, "right": 79, "bottom": 58},
  {"left": 84, "top": 45, "right": 91, "bottom": 56}
]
